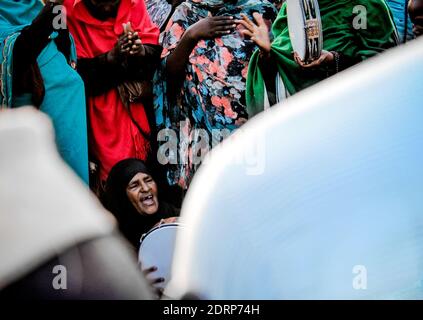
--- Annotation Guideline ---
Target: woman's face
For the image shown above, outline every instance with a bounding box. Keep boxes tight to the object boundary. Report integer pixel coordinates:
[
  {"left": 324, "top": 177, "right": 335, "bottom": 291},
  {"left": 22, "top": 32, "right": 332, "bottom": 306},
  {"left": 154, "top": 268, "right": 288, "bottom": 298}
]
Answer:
[
  {"left": 126, "top": 172, "right": 159, "bottom": 216},
  {"left": 84, "top": 0, "right": 121, "bottom": 20}
]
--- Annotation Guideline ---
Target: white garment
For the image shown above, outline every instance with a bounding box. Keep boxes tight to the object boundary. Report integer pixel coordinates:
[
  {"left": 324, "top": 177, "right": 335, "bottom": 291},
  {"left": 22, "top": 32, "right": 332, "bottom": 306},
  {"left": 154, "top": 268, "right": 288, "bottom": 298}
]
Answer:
[{"left": 0, "top": 108, "right": 115, "bottom": 289}]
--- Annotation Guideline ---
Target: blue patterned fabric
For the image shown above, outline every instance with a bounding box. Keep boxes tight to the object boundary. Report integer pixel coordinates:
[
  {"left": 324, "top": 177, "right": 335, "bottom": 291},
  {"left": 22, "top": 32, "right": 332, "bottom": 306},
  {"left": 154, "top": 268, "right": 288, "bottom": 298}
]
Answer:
[
  {"left": 0, "top": 0, "right": 89, "bottom": 184},
  {"left": 385, "top": 0, "right": 414, "bottom": 43}
]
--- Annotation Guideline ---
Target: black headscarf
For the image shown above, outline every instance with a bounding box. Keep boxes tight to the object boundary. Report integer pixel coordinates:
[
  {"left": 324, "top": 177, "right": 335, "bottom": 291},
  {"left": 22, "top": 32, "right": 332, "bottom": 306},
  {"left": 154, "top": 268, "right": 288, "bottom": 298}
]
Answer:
[{"left": 103, "top": 158, "right": 179, "bottom": 249}]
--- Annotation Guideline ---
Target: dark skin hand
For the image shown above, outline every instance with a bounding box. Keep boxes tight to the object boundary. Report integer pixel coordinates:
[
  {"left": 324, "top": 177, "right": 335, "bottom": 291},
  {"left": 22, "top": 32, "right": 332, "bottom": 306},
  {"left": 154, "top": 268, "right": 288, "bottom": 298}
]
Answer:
[
  {"left": 122, "top": 23, "right": 147, "bottom": 57},
  {"left": 166, "top": 15, "right": 237, "bottom": 95},
  {"left": 293, "top": 50, "right": 334, "bottom": 69},
  {"left": 120, "top": 32, "right": 146, "bottom": 57},
  {"left": 142, "top": 266, "right": 165, "bottom": 299},
  {"left": 107, "top": 25, "right": 148, "bottom": 64},
  {"left": 188, "top": 15, "right": 237, "bottom": 40},
  {"left": 238, "top": 12, "right": 333, "bottom": 68}
]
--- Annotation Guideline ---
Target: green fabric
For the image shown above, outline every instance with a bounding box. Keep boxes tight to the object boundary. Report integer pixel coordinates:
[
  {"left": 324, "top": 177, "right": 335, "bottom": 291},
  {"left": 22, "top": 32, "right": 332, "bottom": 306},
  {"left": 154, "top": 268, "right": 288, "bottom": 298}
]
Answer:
[{"left": 246, "top": 0, "right": 398, "bottom": 117}]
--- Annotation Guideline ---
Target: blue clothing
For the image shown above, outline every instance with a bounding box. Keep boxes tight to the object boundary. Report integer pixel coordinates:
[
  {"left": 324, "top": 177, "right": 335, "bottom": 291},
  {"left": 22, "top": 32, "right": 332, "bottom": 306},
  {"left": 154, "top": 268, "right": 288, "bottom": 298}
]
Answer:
[
  {"left": 385, "top": 0, "right": 414, "bottom": 43},
  {"left": 0, "top": 0, "right": 89, "bottom": 184}
]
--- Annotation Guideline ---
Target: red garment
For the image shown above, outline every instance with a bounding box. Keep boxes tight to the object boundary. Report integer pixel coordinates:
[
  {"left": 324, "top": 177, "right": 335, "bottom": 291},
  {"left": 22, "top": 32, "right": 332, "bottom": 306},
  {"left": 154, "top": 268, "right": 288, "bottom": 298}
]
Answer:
[{"left": 64, "top": 0, "right": 160, "bottom": 181}]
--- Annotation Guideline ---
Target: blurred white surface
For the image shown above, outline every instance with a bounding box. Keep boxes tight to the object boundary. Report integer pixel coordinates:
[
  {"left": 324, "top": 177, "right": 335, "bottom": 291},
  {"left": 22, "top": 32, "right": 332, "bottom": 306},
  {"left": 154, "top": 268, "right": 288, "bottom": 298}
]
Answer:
[
  {"left": 168, "top": 38, "right": 423, "bottom": 299},
  {"left": 0, "top": 107, "right": 115, "bottom": 289}
]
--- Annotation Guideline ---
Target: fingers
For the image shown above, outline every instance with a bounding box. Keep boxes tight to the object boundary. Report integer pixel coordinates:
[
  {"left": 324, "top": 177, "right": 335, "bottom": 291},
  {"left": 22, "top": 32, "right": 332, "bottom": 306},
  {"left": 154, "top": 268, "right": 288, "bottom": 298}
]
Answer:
[
  {"left": 142, "top": 265, "right": 165, "bottom": 287},
  {"left": 242, "top": 13, "right": 256, "bottom": 31},
  {"left": 301, "top": 61, "right": 319, "bottom": 68},
  {"left": 129, "top": 43, "right": 145, "bottom": 56},
  {"left": 309, "top": 55, "right": 326, "bottom": 67},
  {"left": 293, "top": 52, "right": 306, "bottom": 67},
  {"left": 119, "top": 31, "right": 142, "bottom": 55},
  {"left": 119, "top": 31, "right": 139, "bottom": 44},
  {"left": 304, "top": 53, "right": 327, "bottom": 68},
  {"left": 168, "top": 217, "right": 178, "bottom": 223},
  {"left": 119, "top": 34, "right": 132, "bottom": 52},
  {"left": 211, "top": 17, "right": 236, "bottom": 36},
  {"left": 236, "top": 19, "right": 254, "bottom": 33},
  {"left": 294, "top": 52, "right": 326, "bottom": 68},
  {"left": 122, "top": 22, "right": 134, "bottom": 34},
  {"left": 214, "top": 24, "right": 236, "bottom": 33},
  {"left": 213, "top": 17, "right": 236, "bottom": 29},
  {"left": 118, "top": 33, "right": 129, "bottom": 44},
  {"left": 240, "top": 13, "right": 255, "bottom": 28},
  {"left": 212, "top": 30, "right": 233, "bottom": 36},
  {"left": 151, "top": 277, "right": 165, "bottom": 285},
  {"left": 241, "top": 29, "right": 254, "bottom": 38},
  {"left": 252, "top": 12, "right": 266, "bottom": 27},
  {"left": 212, "top": 16, "right": 234, "bottom": 23},
  {"left": 121, "top": 43, "right": 131, "bottom": 53},
  {"left": 126, "top": 22, "right": 134, "bottom": 33},
  {"left": 142, "top": 266, "right": 157, "bottom": 276},
  {"left": 130, "top": 39, "right": 143, "bottom": 51}
]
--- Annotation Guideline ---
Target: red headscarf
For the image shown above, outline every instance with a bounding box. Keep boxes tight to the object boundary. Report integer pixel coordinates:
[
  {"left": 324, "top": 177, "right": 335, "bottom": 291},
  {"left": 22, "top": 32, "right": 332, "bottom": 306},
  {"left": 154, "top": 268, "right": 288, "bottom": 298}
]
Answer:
[
  {"left": 65, "top": 0, "right": 159, "bottom": 57},
  {"left": 64, "top": 0, "right": 160, "bottom": 182}
]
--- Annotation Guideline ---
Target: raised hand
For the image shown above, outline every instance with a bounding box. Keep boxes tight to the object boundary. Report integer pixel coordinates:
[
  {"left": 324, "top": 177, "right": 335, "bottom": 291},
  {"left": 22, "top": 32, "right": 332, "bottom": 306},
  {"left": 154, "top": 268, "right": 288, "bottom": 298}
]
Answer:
[
  {"left": 107, "top": 33, "right": 130, "bottom": 63},
  {"left": 236, "top": 12, "right": 271, "bottom": 54},
  {"left": 108, "top": 32, "right": 146, "bottom": 63},
  {"left": 124, "top": 32, "right": 146, "bottom": 57},
  {"left": 186, "top": 15, "right": 237, "bottom": 41}
]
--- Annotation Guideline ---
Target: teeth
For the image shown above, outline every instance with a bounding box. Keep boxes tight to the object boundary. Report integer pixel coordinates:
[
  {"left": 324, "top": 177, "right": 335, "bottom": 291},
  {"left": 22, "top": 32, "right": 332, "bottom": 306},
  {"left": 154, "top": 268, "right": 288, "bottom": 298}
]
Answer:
[{"left": 141, "top": 195, "right": 153, "bottom": 202}]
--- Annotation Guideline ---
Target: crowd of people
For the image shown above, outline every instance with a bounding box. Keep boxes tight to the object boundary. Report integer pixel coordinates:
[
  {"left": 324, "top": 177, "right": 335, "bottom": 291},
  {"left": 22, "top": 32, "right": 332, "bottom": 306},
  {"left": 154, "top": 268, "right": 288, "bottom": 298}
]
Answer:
[{"left": 1, "top": 0, "right": 423, "bottom": 298}]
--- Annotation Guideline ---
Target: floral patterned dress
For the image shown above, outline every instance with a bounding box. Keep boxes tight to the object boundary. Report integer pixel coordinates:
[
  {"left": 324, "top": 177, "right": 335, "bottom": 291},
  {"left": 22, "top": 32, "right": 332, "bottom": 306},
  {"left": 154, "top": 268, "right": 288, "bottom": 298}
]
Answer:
[
  {"left": 154, "top": 0, "right": 277, "bottom": 190},
  {"left": 145, "top": 0, "right": 172, "bottom": 30}
]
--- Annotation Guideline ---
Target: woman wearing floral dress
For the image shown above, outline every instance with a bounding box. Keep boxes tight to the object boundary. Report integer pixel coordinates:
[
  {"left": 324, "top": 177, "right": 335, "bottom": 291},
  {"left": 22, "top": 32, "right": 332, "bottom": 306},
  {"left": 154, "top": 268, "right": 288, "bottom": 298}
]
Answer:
[{"left": 154, "top": 0, "right": 277, "bottom": 193}]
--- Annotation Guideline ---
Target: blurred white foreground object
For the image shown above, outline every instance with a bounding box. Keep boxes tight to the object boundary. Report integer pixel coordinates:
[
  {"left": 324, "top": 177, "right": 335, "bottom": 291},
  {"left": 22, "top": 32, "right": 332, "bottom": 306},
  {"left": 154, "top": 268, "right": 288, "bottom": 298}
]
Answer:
[
  {"left": 168, "top": 39, "right": 423, "bottom": 299},
  {"left": 0, "top": 107, "right": 114, "bottom": 289}
]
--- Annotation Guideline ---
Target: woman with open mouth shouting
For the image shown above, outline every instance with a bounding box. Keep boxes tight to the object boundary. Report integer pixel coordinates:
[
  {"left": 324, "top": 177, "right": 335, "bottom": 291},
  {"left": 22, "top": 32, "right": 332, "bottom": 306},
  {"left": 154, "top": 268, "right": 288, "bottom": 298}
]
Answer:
[{"left": 103, "top": 158, "right": 180, "bottom": 250}]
